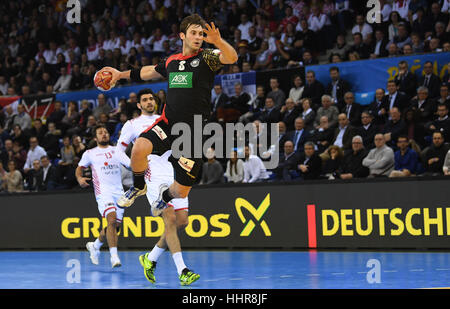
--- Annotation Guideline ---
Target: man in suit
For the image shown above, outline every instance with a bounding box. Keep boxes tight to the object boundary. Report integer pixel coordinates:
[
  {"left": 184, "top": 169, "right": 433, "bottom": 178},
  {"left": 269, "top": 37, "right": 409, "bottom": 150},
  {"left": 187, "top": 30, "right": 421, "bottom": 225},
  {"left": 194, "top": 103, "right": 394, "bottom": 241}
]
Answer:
[
  {"left": 409, "top": 86, "right": 435, "bottom": 125},
  {"left": 357, "top": 111, "right": 380, "bottom": 150},
  {"left": 368, "top": 88, "right": 388, "bottom": 126},
  {"left": 279, "top": 98, "right": 301, "bottom": 131},
  {"left": 272, "top": 140, "right": 300, "bottom": 181},
  {"left": 277, "top": 121, "right": 290, "bottom": 155},
  {"left": 301, "top": 70, "right": 325, "bottom": 110},
  {"left": 259, "top": 97, "right": 281, "bottom": 124},
  {"left": 332, "top": 113, "right": 356, "bottom": 153},
  {"left": 418, "top": 61, "right": 441, "bottom": 99},
  {"left": 40, "top": 155, "right": 59, "bottom": 190},
  {"left": 210, "top": 84, "right": 229, "bottom": 122},
  {"left": 340, "top": 92, "right": 362, "bottom": 127},
  {"left": 383, "top": 107, "right": 408, "bottom": 149},
  {"left": 382, "top": 80, "right": 409, "bottom": 113},
  {"left": 370, "top": 29, "right": 389, "bottom": 58},
  {"left": 296, "top": 141, "right": 322, "bottom": 180},
  {"left": 394, "top": 61, "right": 418, "bottom": 100},
  {"left": 309, "top": 116, "right": 335, "bottom": 154},
  {"left": 286, "top": 117, "right": 310, "bottom": 154},
  {"left": 326, "top": 67, "right": 352, "bottom": 108}
]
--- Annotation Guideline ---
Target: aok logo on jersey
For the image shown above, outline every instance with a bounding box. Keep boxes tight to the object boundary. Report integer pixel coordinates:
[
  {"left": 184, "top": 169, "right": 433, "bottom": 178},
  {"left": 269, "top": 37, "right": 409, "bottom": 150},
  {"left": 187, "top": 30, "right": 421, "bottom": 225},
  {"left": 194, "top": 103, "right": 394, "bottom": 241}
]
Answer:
[
  {"left": 60, "top": 194, "right": 272, "bottom": 239},
  {"left": 169, "top": 72, "right": 193, "bottom": 88}
]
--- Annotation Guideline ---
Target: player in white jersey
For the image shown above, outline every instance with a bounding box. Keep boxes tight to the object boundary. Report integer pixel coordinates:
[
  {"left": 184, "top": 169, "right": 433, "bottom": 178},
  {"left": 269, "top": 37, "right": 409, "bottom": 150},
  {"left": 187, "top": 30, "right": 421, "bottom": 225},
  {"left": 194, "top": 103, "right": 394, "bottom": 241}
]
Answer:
[
  {"left": 75, "top": 125, "right": 131, "bottom": 268},
  {"left": 117, "top": 89, "right": 197, "bottom": 285}
]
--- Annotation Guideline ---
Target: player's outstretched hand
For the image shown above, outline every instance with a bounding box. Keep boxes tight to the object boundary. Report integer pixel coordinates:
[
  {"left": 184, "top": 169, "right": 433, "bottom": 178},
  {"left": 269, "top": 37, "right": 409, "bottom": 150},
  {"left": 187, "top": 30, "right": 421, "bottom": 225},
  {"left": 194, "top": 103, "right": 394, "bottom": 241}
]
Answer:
[
  {"left": 77, "top": 177, "right": 91, "bottom": 188},
  {"left": 203, "top": 22, "right": 222, "bottom": 46},
  {"left": 98, "top": 66, "right": 121, "bottom": 88}
]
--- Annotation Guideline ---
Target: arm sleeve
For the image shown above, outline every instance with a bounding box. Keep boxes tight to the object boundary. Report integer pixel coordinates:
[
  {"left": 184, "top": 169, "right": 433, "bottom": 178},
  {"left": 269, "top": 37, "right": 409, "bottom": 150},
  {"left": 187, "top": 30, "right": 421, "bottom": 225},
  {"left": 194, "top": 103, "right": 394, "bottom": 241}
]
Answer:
[
  {"left": 203, "top": 49, "right": 223, "bottom": 72},
  {"left": 154, "top": 59, "right": 168, "bottom": 78},
  {"left": 116, "top": 146, "right": 131, "bottom": 168},
  {"left": 117, "top": 121, "right": 134, "bottom": 153},
  {"left": 78, "top": 151, "right": 91, "bottom": 168},
  {"left": 23, "top": 150, "right": 33, "bottom": 170}
]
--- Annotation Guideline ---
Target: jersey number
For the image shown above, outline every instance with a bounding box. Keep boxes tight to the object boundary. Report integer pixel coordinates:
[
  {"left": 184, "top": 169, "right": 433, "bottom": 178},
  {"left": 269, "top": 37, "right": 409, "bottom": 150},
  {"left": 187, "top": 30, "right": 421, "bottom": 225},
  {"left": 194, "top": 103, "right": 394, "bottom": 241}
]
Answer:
[
  {"left": 105, "top": 152, "right": 112, "bottom": 159},
  {"left": 178, "top": 61, "right": 186, "bottom": 71}
]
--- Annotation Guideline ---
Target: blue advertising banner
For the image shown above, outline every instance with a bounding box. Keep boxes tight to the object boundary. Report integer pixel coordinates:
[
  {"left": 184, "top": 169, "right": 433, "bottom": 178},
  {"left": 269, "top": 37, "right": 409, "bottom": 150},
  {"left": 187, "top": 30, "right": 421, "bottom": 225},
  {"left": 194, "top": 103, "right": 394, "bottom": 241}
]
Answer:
[
  {"left": 55, "top": 82, "right": 167, "bottom": 110},
  {"left": 307, "top": 52, "right": 450, "bottom": 105},
  {"left": 213, "top": 71, "right": 257, "bottom": 99}
]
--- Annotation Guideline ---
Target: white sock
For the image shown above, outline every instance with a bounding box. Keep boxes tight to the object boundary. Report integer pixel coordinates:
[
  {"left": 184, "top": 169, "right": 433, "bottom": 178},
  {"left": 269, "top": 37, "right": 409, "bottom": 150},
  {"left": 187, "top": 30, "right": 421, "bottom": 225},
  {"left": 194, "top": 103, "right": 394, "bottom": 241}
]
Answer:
[
  {"left": 93, "top": 239, "right": 103, "bottom": 250},
  {"left": 172, "top": 252, "right": 187, "bottom": 276},
  {"left": 147, "top": 245, "right": 165, "bottom": 262},
  {"left": 110, "top": 247, "right": 118, "bottom": 258}
]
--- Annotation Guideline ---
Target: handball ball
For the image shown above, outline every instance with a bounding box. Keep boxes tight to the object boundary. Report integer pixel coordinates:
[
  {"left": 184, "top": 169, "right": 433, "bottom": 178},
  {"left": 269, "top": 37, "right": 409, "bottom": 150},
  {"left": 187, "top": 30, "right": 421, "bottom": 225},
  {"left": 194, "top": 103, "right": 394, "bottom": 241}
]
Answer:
[{"left": 94, "top": 70, "right": 114, "bottom": 91}]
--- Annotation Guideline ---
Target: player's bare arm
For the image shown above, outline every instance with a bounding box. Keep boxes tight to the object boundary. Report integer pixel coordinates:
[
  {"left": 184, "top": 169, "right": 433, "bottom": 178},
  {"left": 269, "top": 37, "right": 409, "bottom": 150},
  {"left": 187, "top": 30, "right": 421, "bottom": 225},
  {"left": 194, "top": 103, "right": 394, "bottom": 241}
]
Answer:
[
  {"left": 203, "top": 22, "right": 238, "bottom": 64},
  {"left": 75, "top": 166, "right": 90, "bottom": 188},
  {"left": 99, "top": 65, "right": 162, "bottom": 84}
]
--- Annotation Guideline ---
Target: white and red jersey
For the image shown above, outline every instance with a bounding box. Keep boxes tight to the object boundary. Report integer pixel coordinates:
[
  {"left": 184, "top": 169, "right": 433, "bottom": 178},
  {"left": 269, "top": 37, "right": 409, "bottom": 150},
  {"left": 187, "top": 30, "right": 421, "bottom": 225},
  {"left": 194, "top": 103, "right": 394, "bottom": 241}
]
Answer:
[
  {"left": 117, "top": 114, "right": 173, "bottom": 178},
  {"left": 78, "top": 145, "right": 130, "bottom": 198}
]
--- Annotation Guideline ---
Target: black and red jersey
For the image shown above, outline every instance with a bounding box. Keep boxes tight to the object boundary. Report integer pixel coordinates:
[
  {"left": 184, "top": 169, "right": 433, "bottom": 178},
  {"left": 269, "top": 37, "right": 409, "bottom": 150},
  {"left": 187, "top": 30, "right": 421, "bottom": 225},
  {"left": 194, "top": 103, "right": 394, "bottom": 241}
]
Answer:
[{"left": 154, "top": 48, "right": 222, "bottom": 124}]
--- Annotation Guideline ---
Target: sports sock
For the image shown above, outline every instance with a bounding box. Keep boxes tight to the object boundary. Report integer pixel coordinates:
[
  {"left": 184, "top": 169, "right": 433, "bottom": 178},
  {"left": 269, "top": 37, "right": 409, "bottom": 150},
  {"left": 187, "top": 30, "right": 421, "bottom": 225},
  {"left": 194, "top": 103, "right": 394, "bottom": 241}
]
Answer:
[
  {"left": 133, "top": 171, "right": 146, "bottom": 190},
  {"left": 93, "top": 238, "right": 103, "bottom": 250},
  {"left": 162, "top": 188, "right": 174, "bottom": 203},
  {"left": 147, "top": 245, "right": 165, "bottom": 262},
  {"left": 110, "top": 247, "right": 118, "bottom": 258},
  {"left": 172, "top": 252, "right": 187, "bottom": 276}
]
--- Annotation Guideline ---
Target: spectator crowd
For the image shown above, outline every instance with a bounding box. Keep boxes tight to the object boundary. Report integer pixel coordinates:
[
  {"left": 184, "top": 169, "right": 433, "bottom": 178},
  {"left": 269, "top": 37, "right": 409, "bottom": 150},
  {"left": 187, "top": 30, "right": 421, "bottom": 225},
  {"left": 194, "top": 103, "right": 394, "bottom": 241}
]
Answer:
[{"left": 0, "top": 0, "right": 450, "bottom": 192}]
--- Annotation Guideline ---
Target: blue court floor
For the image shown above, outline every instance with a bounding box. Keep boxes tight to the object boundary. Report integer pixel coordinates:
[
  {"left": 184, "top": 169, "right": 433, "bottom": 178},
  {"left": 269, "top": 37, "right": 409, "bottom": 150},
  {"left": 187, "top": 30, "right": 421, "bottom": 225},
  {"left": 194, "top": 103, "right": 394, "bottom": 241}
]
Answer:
[{"left": 0, "top": 250, "right": 449, "bottom": 289}]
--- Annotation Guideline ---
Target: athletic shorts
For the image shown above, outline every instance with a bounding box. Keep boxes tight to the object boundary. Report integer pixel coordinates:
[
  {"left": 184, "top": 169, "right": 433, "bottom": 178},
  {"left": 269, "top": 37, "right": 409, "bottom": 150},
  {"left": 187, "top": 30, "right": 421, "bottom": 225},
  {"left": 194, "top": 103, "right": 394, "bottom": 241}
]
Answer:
[
  {"left": 139, "top": 113, "right": 203, "bottom": 187},
  {"left": 96, "top": 192, "right": 125, "bottom": 223},
  {"left": 144, "top": 163, "right": 189, "bottom": 213}
]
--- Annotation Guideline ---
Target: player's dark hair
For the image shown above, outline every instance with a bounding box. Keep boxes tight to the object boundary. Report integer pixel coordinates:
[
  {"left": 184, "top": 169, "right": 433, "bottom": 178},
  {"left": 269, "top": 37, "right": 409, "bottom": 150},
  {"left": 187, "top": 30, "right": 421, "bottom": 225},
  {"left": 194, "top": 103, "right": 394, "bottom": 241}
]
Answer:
[
  {"left": 180, "top": 14, "right": 206, "bottom": 34},
  {"left": 137, "top": 88, "right": 156, "bottom": 103},
  {"left": 94, "top": 124, "right": 108, "bottom": 135}
]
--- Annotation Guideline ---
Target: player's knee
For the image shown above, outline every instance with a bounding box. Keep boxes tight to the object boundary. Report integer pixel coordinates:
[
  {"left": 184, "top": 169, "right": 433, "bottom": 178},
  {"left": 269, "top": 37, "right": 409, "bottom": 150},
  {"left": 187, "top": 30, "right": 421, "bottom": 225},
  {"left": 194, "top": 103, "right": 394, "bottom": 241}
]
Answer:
[
  {"left": 177, "top": 215, "right": 189, "bottom": 229},
  {"left": 164, "top": 211, "right": 177, "bottom": 227},
  {"left": 132, "top": 138, "right": 152, "bottom": 158}
]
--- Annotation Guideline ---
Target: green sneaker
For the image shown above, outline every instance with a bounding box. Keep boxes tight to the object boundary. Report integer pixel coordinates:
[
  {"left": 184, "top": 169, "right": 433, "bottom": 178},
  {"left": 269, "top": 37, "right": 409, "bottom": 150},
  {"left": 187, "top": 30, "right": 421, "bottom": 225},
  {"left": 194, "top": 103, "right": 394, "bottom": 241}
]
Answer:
[
  {"left": 139, "top": 253, "right": 157, "bottom": 284},
  {"left": 179, "top": 268, "right": 200, "bottom": 286}
]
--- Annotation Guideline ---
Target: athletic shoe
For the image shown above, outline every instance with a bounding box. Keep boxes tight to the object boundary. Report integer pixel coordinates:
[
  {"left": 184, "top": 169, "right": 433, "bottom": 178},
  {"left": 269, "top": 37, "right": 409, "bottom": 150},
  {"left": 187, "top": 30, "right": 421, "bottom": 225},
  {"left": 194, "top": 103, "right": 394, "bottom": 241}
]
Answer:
[
  {"left": 139, "top": 253, "right": 157, "bottom": 284},
  {"left": 150, "top": 184, "right": 169, "bottom": 217},
  {"left": 179, "top": 268, "right": 200, "bottom": 286},
  {"left": 110, "top": 255, "right": 121, "bottom": 268},
  {"left": 117, "top": 184, "right": 147, "bottom": 208},
  {"left": 86, "top": 242, "right": 100, "bottom": 265}
]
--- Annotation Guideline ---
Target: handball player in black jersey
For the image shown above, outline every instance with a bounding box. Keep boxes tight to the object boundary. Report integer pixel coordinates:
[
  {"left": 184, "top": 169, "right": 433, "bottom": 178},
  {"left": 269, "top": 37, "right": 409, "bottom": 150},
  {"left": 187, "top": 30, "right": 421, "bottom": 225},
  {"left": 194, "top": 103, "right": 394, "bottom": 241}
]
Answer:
[{"left": 97, "top": 15, "right": 237, "bottom": 215}]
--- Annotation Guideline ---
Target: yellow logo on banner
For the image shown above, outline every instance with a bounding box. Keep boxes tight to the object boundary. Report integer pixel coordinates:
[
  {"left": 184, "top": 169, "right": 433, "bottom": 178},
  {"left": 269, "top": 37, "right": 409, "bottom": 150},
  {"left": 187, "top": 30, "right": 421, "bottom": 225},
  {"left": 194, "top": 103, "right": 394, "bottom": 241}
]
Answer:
[{"left": 235, "top": 194, "right": 271, "bottom": 237}]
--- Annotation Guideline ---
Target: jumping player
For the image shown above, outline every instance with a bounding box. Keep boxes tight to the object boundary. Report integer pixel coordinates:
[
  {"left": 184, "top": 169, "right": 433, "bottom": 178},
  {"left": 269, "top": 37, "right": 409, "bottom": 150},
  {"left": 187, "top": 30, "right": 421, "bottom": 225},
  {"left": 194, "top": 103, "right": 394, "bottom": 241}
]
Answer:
[
  {"left": 98, "top": 14, "right": 238, "bottom": 284},
  {"left": 76, "top": 125, "right": 131, "bottom": 268},
  {"left": 117, "top": 88, "right": 194, "bottom": 285}
]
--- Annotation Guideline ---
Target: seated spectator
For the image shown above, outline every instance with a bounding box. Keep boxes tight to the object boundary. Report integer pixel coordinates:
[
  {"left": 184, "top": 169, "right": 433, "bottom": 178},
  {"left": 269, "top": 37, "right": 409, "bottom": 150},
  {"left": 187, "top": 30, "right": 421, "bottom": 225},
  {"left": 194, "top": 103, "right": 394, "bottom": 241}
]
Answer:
[
  {"left": 402, "top": 43, "right": 414, "bottom": 56},
  {"left": 327, "top": 34, "right": 351, "bottom": 61},
  {"left": 26, "top": 159, "right": 44, "bottom": 191},
  {"left": 29, "top": 118, "right": 47, "bottom": 144},
  {"left": 426, "top": 104, "right": 450, "bottom": 143},
  {"left": 267, "top": 77, "right": 286, "bottom": 109},
  {"left": 53, "top": 67, "right": 72, "bottom": 92},
  {"left": 370, "top": 29, "right": 389, "bottom": 58},
  {"left": 340, "top": 92, "right": 362, "bottom": 127},
  {"left": 288, "top": 75, "right": 304, "bottom": 105},
  {"left": 347, "top": 32, "right": 370, "bottom": 59},
  {"left": 314, "top": 95, "right": 339, "bottom": 129},
  {"left": 279, "top": 98, "right": 300, "bottom": 131},
  {"left": 69, "top": 64, "right": 85, "bottom": 90},
  {"left": 409, "top": 86, "right": 435, "bottom": 125},
  {"left": 383, "top": 107, "right": 408, "bottom": 148},
  {"left": 410, "top": 32, "right": 425, "bottom": 54},
  {"left": 200, "top": 148, "right": 224, "bottom": 185},
  {"left": 301, "top": 98, "right": 316, "bottom": 132},
  {"left": 40, "top": 155, "right": 59, "bottom": 191},
  {"left": 394, "top": 60, "right": 418, "bottom": 100},
  {"left": 11, "top": 124, "right": 29, "bottom": 150},
  {"left": 1, "top": 160, "right": 23, "bottom": 193},
  {"left": 418, "top": 61, "right": 441, "bottom": 99},
  {"left": 93, "top": 93, "right": 112, "bottom": 120},
  {"left": 309, "top": 116, "right": 335, "bottom": 154},
  {"left": 326, "top": 66, "right": 352, "bottom": 107},
  {"left": 239, "top": 85, "right": 265, "bottom": 124},
  {"left": 387, "top": 22, "right": 412, "bottom": 50},
  {"left": 287, "top": 117, "right": 310, "bottom": 154},
  {"left": 243, "top": 145, "right": 270, "bottom": 183},
  {"left": 322, "top": 145, "right": 344, "bottom": 179},
  {"left": 434, "top": 84, "right": 449, "bottom": 109},
  {"left": 111, "top": 112, "right": 128, "bottom": 145},
  {"left": 332, "top": 113, "right": 356, "bottom": 153},
  {"left": 357, "top": 111, "right": 380, "bottom": 150},
  {"left": 13, "top": 104, "right": 32, "bottom": 132},
  {"left": 296, "top": 141, "right": 322, "bottom": 180},
  {"left": 389, "top": 135, "right": 419, "bottom": 178},
  {"left": 210, "top": 84, "right": 230, "bottom": 123},
  {"left": 61, "top": 101, "right": 80, "bottom": 135},
  {"left": 252, "top": 41, "right": 273, "bottom": 71},
  {"left": 78, "top": 100, "right": 93, "bottom": 130},
  {"left": 217, "top": 83, "right": 250, "bottom": 123},
  {"left": 423, "top": 131, "right": 450, "bottom": 176},
  {"left": 272, "top": 140, "right": 300, "bottom": 181},
  {"left": 41, "top": 122, "right": 61, "bottom": 160},
  {"left": 336, "top": 135, "right": 370, "bottom": 179},
  {"left": 224, "top": 150, "right": 244, "bottom": 183},
  {"left": 72, "top": 135, "right": 86, "bottom": 159},
  {"left": 259, "top": 97, "right": 281, "bottom": 125},
  {"left": 23, "top": 136, "right": 47, "bottom": 175},
  {"left": 47, "top": 101, "right": 66, "bottom": 128},
  {"left": 387, "top": 42, "right": 401, "bottom": 57},
  {"left": 301, "top": 71, "right": 325, "bottom": 110},
  {"left": 443, "top": 149, "right": 450, "bottom": 176},
  {"left": 368, "top": 88, "right": 388, "bottom": 126},
  {"left": 363, "top": 134, "right": 395, "bottom": 177},
  {"left": 382, "top": 80, "right": 409, "bottom": 113}
]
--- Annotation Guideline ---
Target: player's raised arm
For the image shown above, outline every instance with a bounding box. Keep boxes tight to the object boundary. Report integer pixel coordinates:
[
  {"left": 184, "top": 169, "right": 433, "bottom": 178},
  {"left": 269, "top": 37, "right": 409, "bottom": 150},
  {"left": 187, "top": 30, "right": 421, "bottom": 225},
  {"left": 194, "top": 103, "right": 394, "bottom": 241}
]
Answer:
[
  {"left": 99, "top": 65, "right": 163, "bottom": 88},
  {"left": 203, "top": 22, "right": 238, "bottom": 64}
]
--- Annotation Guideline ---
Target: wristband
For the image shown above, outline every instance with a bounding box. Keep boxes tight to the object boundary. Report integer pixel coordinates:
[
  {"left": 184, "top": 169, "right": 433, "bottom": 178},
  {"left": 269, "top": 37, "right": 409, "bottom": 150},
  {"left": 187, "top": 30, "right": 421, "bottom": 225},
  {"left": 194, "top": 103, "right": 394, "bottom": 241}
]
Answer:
[{"left": 130, "top": 68, "right": 144, "bottom": 82}]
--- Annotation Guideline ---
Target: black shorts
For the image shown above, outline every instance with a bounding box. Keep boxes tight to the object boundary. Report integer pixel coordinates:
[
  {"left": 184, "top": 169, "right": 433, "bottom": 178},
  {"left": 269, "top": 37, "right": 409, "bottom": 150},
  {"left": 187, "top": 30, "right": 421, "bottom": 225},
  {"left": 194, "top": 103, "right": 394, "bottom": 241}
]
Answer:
[{"left": 139, "top": 113, "right": 203, "bottom": 187}]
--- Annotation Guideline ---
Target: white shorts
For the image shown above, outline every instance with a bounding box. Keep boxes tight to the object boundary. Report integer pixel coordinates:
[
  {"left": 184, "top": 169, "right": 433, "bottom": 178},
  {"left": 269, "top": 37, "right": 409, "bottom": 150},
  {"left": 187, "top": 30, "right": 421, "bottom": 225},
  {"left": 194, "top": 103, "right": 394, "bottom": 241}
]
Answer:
[
  {"left": 145, "top": 170, "right": 189, "bottom": 213},
  {"left": 96, "top": 192, "right": 125, "bottom": 223}
]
